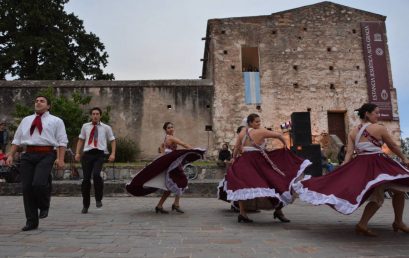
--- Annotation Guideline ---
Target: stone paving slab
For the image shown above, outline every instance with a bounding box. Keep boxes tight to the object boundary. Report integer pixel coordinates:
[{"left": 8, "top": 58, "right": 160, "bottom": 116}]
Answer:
[{"left": 1, "top": 196, "right": 409, "bottom": 258}]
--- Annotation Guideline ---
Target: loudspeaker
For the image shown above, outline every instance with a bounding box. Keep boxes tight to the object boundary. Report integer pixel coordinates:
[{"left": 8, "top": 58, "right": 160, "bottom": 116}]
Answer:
[
  {"left": 291, "top": 112, "right": 312, "bottom": 146},
  {"left": 291, "top": 144, "right": 322, "bottom": 177}
]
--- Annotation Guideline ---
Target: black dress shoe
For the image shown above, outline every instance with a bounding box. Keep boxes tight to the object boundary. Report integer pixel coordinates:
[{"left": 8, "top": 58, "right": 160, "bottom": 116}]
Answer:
[
  {"left": 39, "top": 209, "right": 49, "bottom": 219},
  {"left": 22, "top": 223, "right": 38, "bottom": 231},
  {"left": 238, "top": 214, "right": 253, "bottom": 223},
  {"left": 230, "top": 205, "right": 239, "bottom": 213},
  {"left": 96, "top": 201, "right": 103, "bottom": 208},
  {"left": 155, "top": 206, "right": 169, "bottom": 214},
  {"left": 273, "top": 210, "right": 290, "bottom": 223},
  {"left": 81, "top": 207, "right": 88, "bottom": 214},
  {"left": 172, "top": 204, "right": 184, "bottom": 213}
]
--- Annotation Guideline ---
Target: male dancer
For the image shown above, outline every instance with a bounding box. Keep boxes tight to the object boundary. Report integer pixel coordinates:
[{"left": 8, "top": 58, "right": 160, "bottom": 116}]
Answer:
[
  {"left": 6, "top": 96, "right": 68, "bottom": 231},
  {"left": 75, "top": 107, "right": 116, "bottom": 214}
]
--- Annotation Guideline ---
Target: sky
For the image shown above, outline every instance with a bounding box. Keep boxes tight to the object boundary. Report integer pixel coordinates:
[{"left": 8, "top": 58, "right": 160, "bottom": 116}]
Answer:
[{"left": 65, "top": 0, "right": 409, "bottom": 137}]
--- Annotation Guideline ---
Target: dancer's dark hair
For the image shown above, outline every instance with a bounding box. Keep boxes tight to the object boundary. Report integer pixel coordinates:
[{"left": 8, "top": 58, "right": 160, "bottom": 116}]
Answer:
[
  {"left": 90, "top": 107, "right": 102, "bottom": 115},
  {"left": 163, "top": 122, "right": 173, "bottom": 130},
  {"left": 236, "top": 125, "right": 245, "bottom": 134},
  {"left": 355, "top": 103, "right": 378, "bottom": 119},
  {"left": 247, "top": 113, "right": 260, "bottom": 125},
  {"left": 35, "top": 95, "right": 51, "bottom": 111},
  {"left": 35, "top": 95, "right": 51, "bottom": 106}
]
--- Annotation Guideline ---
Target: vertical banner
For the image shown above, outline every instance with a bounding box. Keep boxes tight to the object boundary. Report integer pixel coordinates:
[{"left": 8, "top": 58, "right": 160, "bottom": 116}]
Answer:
[
  {"left": 360, "top": 21, "right": 392, "bottom": 120},
  {"left": 243, "top": 72, "right": 261, "bottom": 104}
]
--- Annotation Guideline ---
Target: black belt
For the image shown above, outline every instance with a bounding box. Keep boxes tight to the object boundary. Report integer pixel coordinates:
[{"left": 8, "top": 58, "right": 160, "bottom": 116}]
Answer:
[{"left": 84, "top": 149, "right": 104, "bottom": 154}]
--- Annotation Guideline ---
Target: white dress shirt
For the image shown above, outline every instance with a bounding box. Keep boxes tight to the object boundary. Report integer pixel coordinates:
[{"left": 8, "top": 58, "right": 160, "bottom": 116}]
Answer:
[
  {"left": 12, "top": 111, "right": 68, "bottom": 147},
  {"left": 79, "top": 122, "right": 115, "bottom": 153}
]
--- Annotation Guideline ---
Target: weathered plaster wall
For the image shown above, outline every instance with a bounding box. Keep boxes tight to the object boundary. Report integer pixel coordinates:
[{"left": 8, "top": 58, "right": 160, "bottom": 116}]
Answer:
[{"left": 0, "top": 80, "right": 214, "bottom": 159}]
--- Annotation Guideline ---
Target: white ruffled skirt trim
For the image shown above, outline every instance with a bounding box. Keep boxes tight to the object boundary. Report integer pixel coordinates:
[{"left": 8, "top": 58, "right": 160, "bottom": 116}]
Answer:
[
  {"left": 293, "top": 160, "right": 409, "bottom": 215},
  {"left": 217, "top": 179, "right": 226, "bottom": 200},
  {"left": 131, "top": 148, "right": 205, "bottom": 196},
  {"left": 223, "top": 159, "right": 312, "bottom": 206},
  {"left": 164, "top": 149, "right": 205, "bottom": 196}
]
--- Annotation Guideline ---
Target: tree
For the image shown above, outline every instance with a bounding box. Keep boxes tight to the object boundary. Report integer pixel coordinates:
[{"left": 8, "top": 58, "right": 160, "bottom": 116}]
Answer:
[
  {"left": 0, "top": 0, "right": 114, "bottom": 80},
  {"left": 13, "top": 87, "right": 111, "bottom": 148},
  {"left": 401, "top": 137, "right": 409, "bottom": 155}
]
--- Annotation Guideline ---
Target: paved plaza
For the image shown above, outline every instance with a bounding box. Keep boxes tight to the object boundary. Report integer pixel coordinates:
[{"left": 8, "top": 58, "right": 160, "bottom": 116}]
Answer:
[{"left": 1, "top": 196, "right": 409, "bottom": 258}]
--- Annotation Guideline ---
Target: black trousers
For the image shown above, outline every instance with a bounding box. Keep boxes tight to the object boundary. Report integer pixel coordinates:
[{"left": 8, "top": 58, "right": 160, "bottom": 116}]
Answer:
[
  {"left": 0, "top": 143, "right": 6, "bottom": 152},
  {"left": 20, "top": 152, "right": 56, "bottom": 226},
  {"left": 81, "top": 150, "right": 105, "bottom": 208}
]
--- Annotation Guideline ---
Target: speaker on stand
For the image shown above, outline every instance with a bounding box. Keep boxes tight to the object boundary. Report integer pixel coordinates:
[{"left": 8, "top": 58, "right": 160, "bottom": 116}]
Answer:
[
  {"left": 290, "top": 144, "right": 322, "bottom": 177},
  {"left": 205, "top": 125, "right": 213, "bottom": 160},
  {"left": 291, "top": 112, "right": 312, "bottom": 146},
  {"left": 290, "top": 112, "right": 322, "bottom": 177}
]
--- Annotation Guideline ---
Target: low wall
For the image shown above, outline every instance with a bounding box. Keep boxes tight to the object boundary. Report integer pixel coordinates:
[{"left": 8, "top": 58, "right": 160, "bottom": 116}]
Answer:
[
  {"left": 0, "top": 164, "right": 226, "bottom": 197},
  {"left": 0, "top": 80, "right": 214, "bottom": 159}
]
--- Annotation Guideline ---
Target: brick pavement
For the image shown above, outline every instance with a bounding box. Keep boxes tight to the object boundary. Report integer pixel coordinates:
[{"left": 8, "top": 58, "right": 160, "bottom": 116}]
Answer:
[{"left": 1, "top": 196, "right": 409, "bottom": 258}]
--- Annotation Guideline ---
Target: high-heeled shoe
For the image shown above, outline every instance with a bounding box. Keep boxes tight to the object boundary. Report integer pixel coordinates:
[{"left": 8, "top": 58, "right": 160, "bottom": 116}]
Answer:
[
  {"left": 238, "top": 214, "right": 253, "bottom": 223},
  {"left": 155, "top": 206, "right": 169, "bottom": 214},
  {"left": 273, "top": 210, "right": 290, "bottom": 223},
  {"left": 392, "top": 222, "right": 409, "bottom": 233},
  {"left": 171, "top": 204, "right": 184, "bottom": 213},
  {"left": 230, "top": 205, "right": 239, "bottom": 213},
  {"left": 355, "top": 224, "right": 377, "bottom": 237}
]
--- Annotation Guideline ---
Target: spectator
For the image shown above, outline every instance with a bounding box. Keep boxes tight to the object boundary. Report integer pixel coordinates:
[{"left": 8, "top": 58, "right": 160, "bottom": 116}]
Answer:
[
  {"left": 217, "top": 143, "right": 231, "bottom": 167},
  {"left": 0, "top": 121, "right": 8, "bottom": 153},
  {"left": 338, "top": 145, "right": 346, "bottom": 164},
  {"left": 321, "top": 148, "right": 334, "bottom": 174}
]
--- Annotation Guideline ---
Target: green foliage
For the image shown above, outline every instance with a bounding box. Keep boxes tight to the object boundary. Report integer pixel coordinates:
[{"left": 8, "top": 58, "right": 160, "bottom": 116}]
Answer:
[
  {"left": 12, "top": 87, "right": 111, "bottom": 148},
  {"left": 7, "top": 103, "right": 32, "bottom": 132},
  {"left": 110, "top": 137, "right": 139, "bottom": 163},
  {"left": 0, "top": 0, "right": 114, "bottom": 80},
  {"left": 401, "top": 137, "right": 409, "bottom": 155},
  {"left": 101, "top": 106, "right": 111, "bottom": 124}
]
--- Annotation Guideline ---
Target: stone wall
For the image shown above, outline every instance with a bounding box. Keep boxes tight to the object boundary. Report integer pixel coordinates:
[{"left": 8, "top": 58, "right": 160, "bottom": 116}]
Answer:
[
  {"left": 204, "top": 2, "right": 401, "bottom": 154},
  {"left": 0, "top": 80, "right": 214, "bottom": 159}
]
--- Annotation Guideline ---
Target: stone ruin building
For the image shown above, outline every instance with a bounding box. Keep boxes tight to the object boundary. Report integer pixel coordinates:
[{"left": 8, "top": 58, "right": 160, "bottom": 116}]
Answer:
[{"left": 0, "top": 1, "right": 401, "bottom": 159}]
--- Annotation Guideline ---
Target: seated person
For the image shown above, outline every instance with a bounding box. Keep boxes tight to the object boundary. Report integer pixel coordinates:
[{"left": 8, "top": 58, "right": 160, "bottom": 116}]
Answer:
[
  {"left": 217, "top": 143, "right": 231, "bottom": 167},
  {"left": 337, "top": 145, "right": 346, "bottom": 164},
  {"left": 321, "top": 149, "right": 334, "bottom": 174}
]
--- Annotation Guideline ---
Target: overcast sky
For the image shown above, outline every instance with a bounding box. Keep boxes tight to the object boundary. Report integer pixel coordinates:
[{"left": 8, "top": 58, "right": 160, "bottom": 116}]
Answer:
[{"left": 65, "top": 0, "right": 409, "bottom": 137}]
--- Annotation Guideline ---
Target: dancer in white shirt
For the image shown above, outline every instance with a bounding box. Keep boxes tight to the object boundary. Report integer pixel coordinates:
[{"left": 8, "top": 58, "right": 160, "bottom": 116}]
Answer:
[
  {"left": 75, "top": 107, "right": 116, "bottom": 214},
  {"left": 6, "top": 96, "right": 68, "bottom": 231}
]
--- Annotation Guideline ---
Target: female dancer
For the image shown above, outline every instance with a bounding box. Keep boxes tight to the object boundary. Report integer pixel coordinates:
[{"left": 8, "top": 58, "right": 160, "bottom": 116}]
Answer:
[
  {"left": 126, "top": 122, "right": 205, "bottom": 213},
  {"left": 293, "top": 103, "right": 409, "bottom": 236},
  {"left": 224, "top": 113, "right": 311, "bottom": 223}
]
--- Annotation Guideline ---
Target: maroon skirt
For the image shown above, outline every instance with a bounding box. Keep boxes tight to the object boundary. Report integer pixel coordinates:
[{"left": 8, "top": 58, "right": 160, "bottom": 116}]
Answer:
[
  {"left": 293, "top": 153, "right": 409, "bottom": 214},
  {"left": 126, "top": 149, "right": 205, "bottom": 196},
  {"left": 222, "top": 148, "right": 311, "bottom": 208}
]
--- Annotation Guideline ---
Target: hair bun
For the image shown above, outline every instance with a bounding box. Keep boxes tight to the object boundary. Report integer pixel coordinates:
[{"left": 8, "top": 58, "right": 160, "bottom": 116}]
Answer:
[{"left": 355, "top": 103, "right": 377, "bottom": 119}]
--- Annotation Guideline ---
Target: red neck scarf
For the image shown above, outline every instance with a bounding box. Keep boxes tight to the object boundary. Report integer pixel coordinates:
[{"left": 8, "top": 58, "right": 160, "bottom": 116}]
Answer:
[
  {"left": 88, "top": 122, "right": 98, "bottom": 147},
  {"left": 30, "top": 113, "right": 44, "bottom": 136}
]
